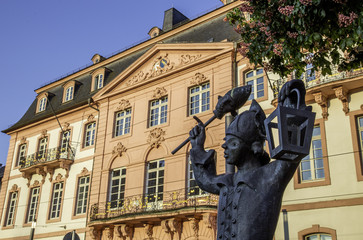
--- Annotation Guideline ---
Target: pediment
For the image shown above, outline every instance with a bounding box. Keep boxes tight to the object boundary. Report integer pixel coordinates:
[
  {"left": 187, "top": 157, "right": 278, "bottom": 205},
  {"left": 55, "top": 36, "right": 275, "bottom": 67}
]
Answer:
[{"left": 93, "top": 42, "right": 233, "bottom": 100}]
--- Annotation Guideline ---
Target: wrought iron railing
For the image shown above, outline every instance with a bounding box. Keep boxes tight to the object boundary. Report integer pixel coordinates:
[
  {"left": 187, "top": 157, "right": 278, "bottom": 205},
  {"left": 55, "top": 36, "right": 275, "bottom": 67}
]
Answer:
[
  {"left": 89, "top": 187, "right": 218, "bottom": 221},
  {"left": 271, "top": 66, "right": 363, "bottom": 98},
  {"left": 19, "top": 146, "right": 75, "bottom": 169}
]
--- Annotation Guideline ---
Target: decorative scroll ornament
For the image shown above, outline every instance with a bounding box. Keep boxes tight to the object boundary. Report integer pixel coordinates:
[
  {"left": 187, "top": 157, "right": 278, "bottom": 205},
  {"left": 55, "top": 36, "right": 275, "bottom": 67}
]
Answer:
[
  {"left": 162, "top": 218, "right": 182, "bottom": 240},
  {"left": 117, "top": 99, "right": 131, "bottom": 111},
  {"left": 35, "top": 167, "right": 47, "bottom": 184},
  {"left": 11, "top": 184, "right": 19, "bottom": 192},
  {"left": 62, "top": 122, "right": 70, "bottom": 131},
  {"left": 127, "top": 54, "right": 175, "bottom": 86},
  {"left": 40, "top": 129, "right": 47, "bottom": 138},
  {"left": 152, "top": 87, "right": 168, "bottom": 100},
  {"left": 203, "top": 213, "right": 217, "bottom": 240},
  {"left": 190, "top": 72, "right": 208, "bottom": 86},
  {"left": 20, "top": 136, "right": 26, "bottom": 144},
  {"left": 32, "top": 180, "right": 40, "bottom": 187},
  {"left": 179, "top": 54, "right": 202, "bottom": 65},
  {"left": 313, "top": 92, "right": 329, "bottom": 120},
  {"left": 102, "top": 227, "right": 113, "bottom": 240},
  {"left": 115, "top": 224, "right": 134, "bottom": 240},
  {"left": 22, "top": 172, "right": 32, "bottom": 187},
  {"left": 333, "top": 86, "right": 349, "bottom": 114},
  {"left": 112, "top": 142, "right": 127, "bottom": 157},
  {"left": 54, "top": 173, "right": 63, "bottom": 182},
  {"left": 87, "top": 114, "right": 95, "bottom": 123},
  {"left": 144, "top": 224, "right": 154, "bottom": 240},
  {"left": 80, "top": 167, "right": 89, "bottom": 176},
  {"left": 189, "top": 218, "right": 200, "bottom": 238},
  {"left": 147, "top": 128, "right": 165, "bottom": 148},
  {"left": 89, "top": 226, "right": 101, "bottom": 240}
]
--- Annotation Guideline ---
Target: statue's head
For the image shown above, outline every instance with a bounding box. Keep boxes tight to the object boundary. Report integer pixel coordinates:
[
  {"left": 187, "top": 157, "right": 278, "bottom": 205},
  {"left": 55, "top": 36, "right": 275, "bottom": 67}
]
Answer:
[{"left": 223, "top": 100, "right": 270, "bottom": 166}]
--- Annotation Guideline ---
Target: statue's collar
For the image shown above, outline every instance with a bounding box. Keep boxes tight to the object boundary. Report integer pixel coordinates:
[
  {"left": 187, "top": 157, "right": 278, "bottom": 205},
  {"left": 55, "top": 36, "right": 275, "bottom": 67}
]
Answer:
[{"left": 233, "top": 169, "right": 258, "bottom": 190}]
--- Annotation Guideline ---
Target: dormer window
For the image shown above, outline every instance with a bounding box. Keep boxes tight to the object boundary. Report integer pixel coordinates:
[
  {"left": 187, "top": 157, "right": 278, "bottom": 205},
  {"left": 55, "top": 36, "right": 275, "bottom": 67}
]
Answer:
[
  {"left": 38, "top": 97, "right": 47, "bottom": 112},
  {"left": 65, "top": 86, "right": 74, "bottom": 102},
  {"left": 62, "top": 80, "right": 78, "bottom": 103},
  {"left": 91, "top": 67, "right": 109, "bottom": 92},
  {"left": 95, "top": 74, "right": 103, "bottom": 90}
]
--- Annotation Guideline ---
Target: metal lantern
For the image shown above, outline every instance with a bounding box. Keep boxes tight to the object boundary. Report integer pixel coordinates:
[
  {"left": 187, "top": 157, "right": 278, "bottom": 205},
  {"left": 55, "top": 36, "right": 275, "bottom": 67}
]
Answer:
[{"left": 264, "top": 84, "right": 316, "bottom": 161}]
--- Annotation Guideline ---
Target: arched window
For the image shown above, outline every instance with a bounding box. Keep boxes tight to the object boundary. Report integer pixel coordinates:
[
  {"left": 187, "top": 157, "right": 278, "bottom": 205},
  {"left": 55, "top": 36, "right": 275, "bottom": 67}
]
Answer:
[{"left": 84, "top": 122, "right": 96, "bottom": 147}]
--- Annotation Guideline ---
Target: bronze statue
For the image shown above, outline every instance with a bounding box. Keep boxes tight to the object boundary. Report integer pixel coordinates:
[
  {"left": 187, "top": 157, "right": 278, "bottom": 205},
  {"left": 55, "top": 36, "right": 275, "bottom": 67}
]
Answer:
[{"left": 188, "top": 80, "right": 314, "bottom": 240}]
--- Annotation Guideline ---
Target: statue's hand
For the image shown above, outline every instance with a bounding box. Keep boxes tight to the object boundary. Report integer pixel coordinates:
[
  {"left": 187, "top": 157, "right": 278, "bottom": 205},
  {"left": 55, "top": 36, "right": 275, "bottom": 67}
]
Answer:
[{"left": 189, "top": 116, "right": 206, "bottom": 149}]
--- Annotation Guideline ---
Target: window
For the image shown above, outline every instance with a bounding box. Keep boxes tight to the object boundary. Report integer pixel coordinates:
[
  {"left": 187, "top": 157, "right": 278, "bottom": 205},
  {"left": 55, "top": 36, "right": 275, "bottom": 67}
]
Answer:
[
  {"left": 37, "top": 137, "right": 48, "bottom": 160},
  {"left": 109, "top": 168, "right": 126, "bottom": 209},
  {"left": 300, "top": 126, "right": 324, "bottom": 182},
  {"left": 358, "top": 116, "right": 363, "bottom": 164},
  {"left": 84, "top": 122, "right": 96, "bottom": 147},
  {"left": 94, "top": 74, "right": 103, "bottom": 90},
  {"left": 245, "top": 68, "right": 264, "bottom": 100},
  {"left": 16, "top": 143, "right": 27, "bottom": 166},
  {"left": 26, "top": 187, "right": 40, "bottom": 223},
  {"left": 187, "top": 155, "right": 205, "bottom": 197},
  {"left": 114, "top": 109, "right": 131, "bottom": 137},
  {"left": 49, "top": 182, "right": 63, "bottom": 219},
  {"left": 38, "top": 97, "right": 47, "bottom": 112},
  {"left": 146, "top": 159, "right": 164, "bottom": 204},
  {"left": 65, "top": 86, "right": 74, "bottom": 102},
  {"left": 60, "top": 131, "right": 71, "bottom": 153},
  {"left": 149, "top": 97, "right": 168, "bottom": 127},
  {"left": 75, "top": 176, "right": 90, "bottom": 215},
  {"left": 304, "top": 234, "right": 332, "bottom": 240},
  {"left": 189, "top": 82, "right": 210, "bottom": 115},
  {"left": 5, "top": 192, "right": 18, "bottom": 226}
]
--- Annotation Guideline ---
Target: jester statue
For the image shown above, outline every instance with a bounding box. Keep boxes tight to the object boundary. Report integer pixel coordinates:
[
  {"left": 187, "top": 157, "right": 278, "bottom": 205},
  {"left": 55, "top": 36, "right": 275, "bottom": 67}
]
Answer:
[{"left": 188, "top": 80, "right": 314, "bottom": 240}]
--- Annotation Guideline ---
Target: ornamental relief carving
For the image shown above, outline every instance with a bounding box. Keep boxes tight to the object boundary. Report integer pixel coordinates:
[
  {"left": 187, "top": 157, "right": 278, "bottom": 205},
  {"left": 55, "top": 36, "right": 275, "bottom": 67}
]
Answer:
[
  {"left": 190, "top": 72, "right": 209, "bottom": 86},
  {"left": 313, "top": 92, "right": 329, "bottom": 120},
  {"left": 116, "top": 99, "right": 131, "bottom": 111},
  {"left": 126, "top": 53, "right": 202, "bottom": 87},
  {"left": 147, "top": 128, "right": 166, "bottom": 149},
  {"left": 333, "top": 86, "right": 349, "bottom": 114},
  {"left": 152, "top": 87, "right": 168, "bottom": 100},
  {"left": 112, "top": 142, "right": 127, "bottom": 157}
]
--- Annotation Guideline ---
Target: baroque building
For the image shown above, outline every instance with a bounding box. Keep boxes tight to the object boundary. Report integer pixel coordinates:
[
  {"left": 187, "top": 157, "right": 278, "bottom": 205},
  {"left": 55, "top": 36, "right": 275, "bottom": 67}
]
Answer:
[{"left": 0, "top": 1, "right": 363, "bottom": 240}]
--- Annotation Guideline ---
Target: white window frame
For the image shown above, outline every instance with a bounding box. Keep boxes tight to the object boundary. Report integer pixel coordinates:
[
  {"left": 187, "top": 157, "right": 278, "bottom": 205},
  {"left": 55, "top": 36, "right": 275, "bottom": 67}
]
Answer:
[
  {"left": 189, "top": 82, "right": 210, "bottom": 116},
  {"left": 75, "top": 176, "right": 90, "bottom": 215},
  {"left": 26, "top": 187, "right": 40, "bottom": 223},
  {"left": 38, "top": 137, "right": 48, "bottom": 160},
  {"left": 300, "top": 126, "right": 325, "bottom": 182},
  {"left": 38, "top": 97, "right": 47, "bottom": 112},
  {"left": 95, "top": 74, "right": 104, "bottom": 90},
  {"left": 49, "top": 182, "right": 63, "bottom": 219},
  {"left": 245, "top": 68, "right": 264, "bottom": 100},
  {"left": 145, "top": 159, "right": 165, "bottom": 206},
  {"left": 84, "top": 122, "right": 96, "bottom": 147},
  {"left": 149, "top": 96, "right": 168, "bottom": 127},
  {"left": 114, "top": 109, "right": 131, "bottom": 137},
  {"left": 109, "top": 168, "right": 126, "bottom": 209},
  {"left": 5, "top": 192, "right": 18, "bottom": 226},
  {"left": 17, "top": 143, "right": 27, "bottom": 166},
  {"left": 304, "top": 233, "right": 332, "bottom": 240},
  {"left": 60, "top": 130, "right": 71, "bottom": 154},
  {"left": 65, "top": 86, "right": 74, "bottom": 102}
]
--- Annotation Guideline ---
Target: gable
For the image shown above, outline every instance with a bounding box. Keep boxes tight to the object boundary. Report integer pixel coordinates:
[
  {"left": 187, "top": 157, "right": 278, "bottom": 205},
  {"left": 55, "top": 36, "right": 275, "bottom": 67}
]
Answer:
[{"left": 93, "top": 42, "right": 233, "bottom": 100}]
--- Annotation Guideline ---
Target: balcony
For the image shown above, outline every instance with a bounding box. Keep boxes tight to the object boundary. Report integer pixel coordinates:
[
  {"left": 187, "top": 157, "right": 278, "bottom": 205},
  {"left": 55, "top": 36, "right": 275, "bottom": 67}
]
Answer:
[
  {"left": 89, "top": 187, "right": 218, "bottom": 222},
  {"left": 19, "top": 146, "right": 75, "bottom": 185}
]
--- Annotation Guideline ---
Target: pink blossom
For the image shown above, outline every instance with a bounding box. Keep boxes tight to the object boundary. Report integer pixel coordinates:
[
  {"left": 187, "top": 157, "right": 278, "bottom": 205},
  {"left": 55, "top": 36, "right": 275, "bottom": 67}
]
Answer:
[
  {"left": 338, "top": 12, "right": 358, "bottom": 27},
  {"left": 299, "top": 0, "right": 312, "bottom": 6},
  {"left": 278, "top": 5, "right": 294, "bottom": 16},
  {"left": 287, "top": 31, "right": 298, "bottom": 39}
]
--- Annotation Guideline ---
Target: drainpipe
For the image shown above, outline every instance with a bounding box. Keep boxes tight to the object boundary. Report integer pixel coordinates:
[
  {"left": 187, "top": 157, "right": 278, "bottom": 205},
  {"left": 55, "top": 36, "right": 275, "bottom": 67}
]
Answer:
[{"left": 282, "top": 209, "right": 290, "bottom": 240}]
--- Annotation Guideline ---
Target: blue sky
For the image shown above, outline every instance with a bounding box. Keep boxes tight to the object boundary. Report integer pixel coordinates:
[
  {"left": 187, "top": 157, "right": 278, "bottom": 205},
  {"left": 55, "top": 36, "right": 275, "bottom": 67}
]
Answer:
[{"left": 0, "top": 0, "right": 224, "bottom": 166}]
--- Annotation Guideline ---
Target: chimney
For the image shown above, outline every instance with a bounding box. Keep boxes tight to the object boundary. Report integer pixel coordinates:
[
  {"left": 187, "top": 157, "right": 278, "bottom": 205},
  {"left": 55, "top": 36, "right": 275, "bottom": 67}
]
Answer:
[{"left": 162, "top": 8, "right": 189, "bottom": 32}]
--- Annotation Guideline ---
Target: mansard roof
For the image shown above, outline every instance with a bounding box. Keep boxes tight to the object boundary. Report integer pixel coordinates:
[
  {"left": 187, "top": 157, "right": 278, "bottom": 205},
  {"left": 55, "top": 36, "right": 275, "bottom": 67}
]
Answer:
[{"left": 3, "top": 5, "right": 240, "bottom": 134}]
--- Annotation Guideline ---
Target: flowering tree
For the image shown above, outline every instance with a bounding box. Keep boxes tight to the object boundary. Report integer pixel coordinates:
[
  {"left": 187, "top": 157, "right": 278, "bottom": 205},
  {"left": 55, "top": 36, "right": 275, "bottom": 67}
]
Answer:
[{"left": 225, "top": 0, "right": 363, "bottom": 78}]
